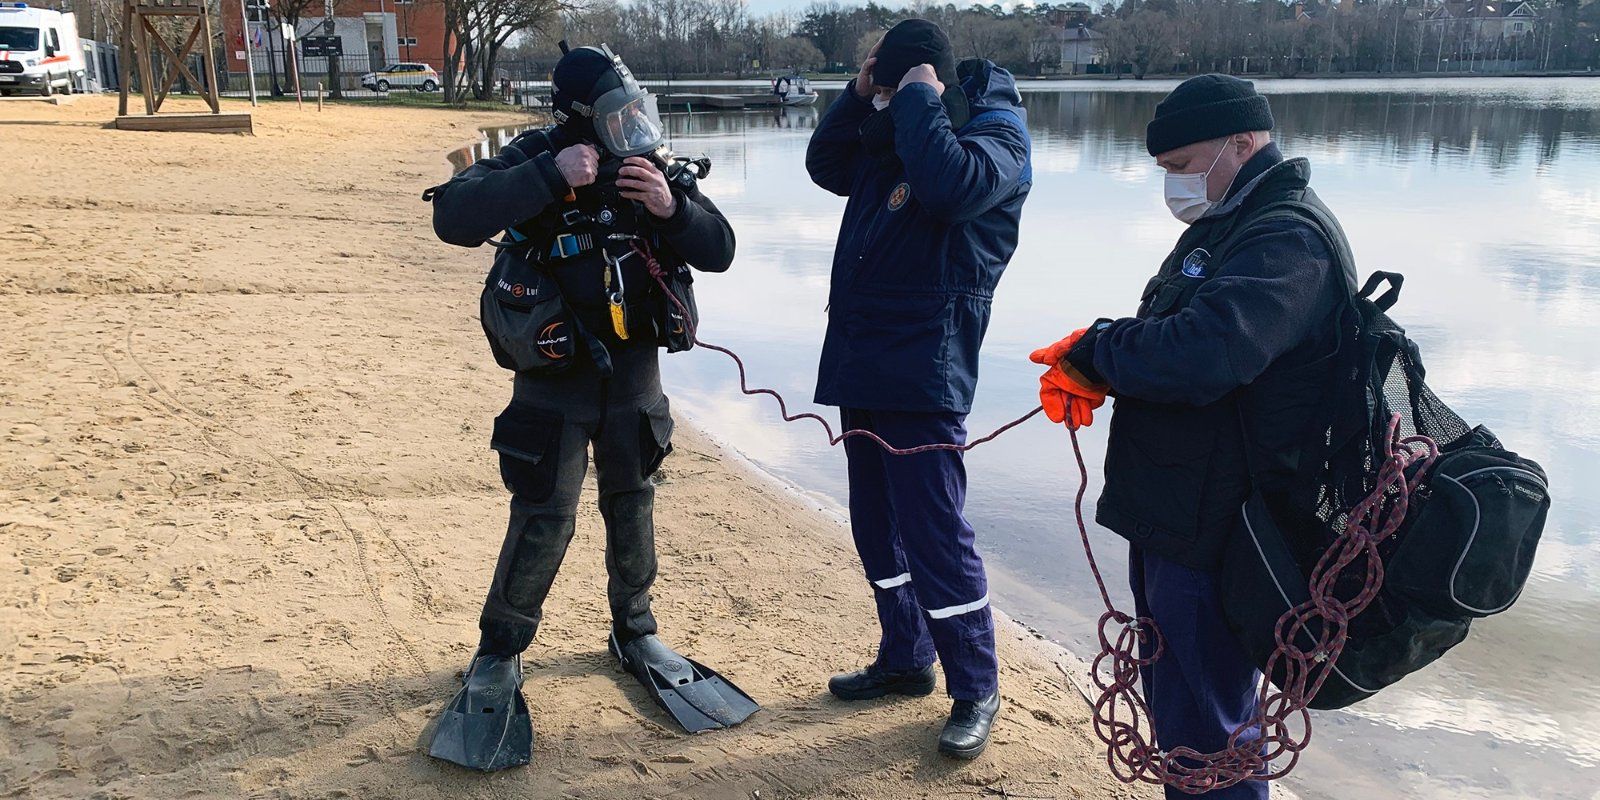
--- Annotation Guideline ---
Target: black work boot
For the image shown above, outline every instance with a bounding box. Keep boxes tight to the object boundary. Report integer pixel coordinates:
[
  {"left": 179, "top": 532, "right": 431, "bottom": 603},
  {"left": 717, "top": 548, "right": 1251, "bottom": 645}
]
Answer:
[
  {"left": 828, "top": 663, "right": 937, "bottom": 701},
  {"left": 938, "top": 689, "right": 1000, "bottom": 759}
]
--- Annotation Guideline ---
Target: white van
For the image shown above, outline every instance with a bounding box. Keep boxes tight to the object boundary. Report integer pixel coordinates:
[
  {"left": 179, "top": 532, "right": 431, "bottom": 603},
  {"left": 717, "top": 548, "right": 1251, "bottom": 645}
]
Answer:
[{"left": 0, "top": 2, "right": 85, "bottom": 97}]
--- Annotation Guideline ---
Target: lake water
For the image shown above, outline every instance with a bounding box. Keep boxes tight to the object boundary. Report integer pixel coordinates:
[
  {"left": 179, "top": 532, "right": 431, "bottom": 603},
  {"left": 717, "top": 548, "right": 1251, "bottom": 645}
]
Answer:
[{"left": 451, "top": 77, "right": 1600, "bottom": 800}]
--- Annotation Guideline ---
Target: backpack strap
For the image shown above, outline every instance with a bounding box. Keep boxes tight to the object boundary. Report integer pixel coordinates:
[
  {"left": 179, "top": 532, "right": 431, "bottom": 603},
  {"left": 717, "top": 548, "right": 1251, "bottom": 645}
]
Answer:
[
  {"left": 1216, "top": 196, "right": 1360, "bottom": 296},
  {"left": 1357, "top": 271, "right": 1404, "bottom": 312}
]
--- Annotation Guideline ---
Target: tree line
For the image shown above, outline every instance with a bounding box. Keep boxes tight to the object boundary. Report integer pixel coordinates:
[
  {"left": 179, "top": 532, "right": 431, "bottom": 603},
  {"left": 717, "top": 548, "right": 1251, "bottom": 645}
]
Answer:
[
  {"left": 498, "top": 0, "right": 1600, "bottom": 91},
  {"left": 1097, "top": 0, "right": 1600, "bottom": 79},
  {"left": 31, "top": 0, "right": 1600, "bottom": 104},
  {"left": 503, "top": 1, "right": 1082, "bottom": 80}
]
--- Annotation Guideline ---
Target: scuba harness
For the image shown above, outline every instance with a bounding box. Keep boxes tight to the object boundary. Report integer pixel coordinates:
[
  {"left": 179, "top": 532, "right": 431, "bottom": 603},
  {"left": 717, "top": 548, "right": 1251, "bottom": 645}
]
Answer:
[
  {"left": 437, "top": 41, "right": 712, "bottom": 375},
  {"left": 481, "top": 130, "right": 711, "bottom": 352},
  {"left": 436, "top": 123, "right": 711, "bottom": 376}
]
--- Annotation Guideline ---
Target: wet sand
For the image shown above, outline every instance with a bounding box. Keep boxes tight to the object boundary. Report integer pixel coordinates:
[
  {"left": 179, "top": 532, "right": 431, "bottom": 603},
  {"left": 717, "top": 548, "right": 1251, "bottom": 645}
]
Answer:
[{"left": 0, "top": 95, "right": 1156, "bottom": 799}]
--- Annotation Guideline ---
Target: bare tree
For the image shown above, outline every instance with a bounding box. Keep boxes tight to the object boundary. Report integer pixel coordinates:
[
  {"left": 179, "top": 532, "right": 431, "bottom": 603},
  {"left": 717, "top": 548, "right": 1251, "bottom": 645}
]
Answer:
[
  {"left": 768, "top": 34, "right": 824, "bottom": 71},
  {"left": 441, "top": 0, "right": 569, "bottom": 102},
  {"left": 1101, "top": 9, "right": 1179, "bottom": 78}
]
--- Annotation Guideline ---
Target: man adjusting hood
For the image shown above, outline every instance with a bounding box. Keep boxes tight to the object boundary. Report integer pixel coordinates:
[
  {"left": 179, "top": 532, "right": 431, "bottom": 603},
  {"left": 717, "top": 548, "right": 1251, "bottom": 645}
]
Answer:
[{"left": 805, "top": 18, "right": 1033, "bottom": 761}]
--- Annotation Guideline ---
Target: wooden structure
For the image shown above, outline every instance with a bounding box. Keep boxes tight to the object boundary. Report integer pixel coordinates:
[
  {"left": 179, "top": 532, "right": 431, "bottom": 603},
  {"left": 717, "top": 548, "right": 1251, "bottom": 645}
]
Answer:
[{"left": 115, "top": 0, "right": 252, "bottom": 133}]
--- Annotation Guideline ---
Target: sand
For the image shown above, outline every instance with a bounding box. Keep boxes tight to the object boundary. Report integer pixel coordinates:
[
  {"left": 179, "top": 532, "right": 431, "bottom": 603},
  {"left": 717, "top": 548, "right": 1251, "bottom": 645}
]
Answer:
[{"left": 0, "top": 94, "right": 1158, "bottom": 800}]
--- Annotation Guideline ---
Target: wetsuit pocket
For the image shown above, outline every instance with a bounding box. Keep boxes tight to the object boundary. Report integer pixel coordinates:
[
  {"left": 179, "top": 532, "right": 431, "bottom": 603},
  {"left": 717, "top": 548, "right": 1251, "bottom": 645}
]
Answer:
[
  {"left": 638, "top": 394, "right": 675, "bottom": 478},
  {"left": 491, "top": 403, "right": 563, "bottom": 502}
]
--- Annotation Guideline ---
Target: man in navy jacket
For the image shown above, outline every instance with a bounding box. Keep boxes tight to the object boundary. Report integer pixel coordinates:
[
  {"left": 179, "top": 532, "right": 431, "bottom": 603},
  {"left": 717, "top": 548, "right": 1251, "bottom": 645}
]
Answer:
[{"left": 805, "top": 18, "right": 1031, "bottom": 759}]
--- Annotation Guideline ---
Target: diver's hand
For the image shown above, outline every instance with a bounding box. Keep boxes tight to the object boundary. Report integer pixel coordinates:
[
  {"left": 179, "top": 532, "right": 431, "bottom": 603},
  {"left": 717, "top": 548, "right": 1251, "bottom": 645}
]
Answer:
[
  {"left": 854, "top": 38, "right": 882, "bottom": 99},
  {"left": 554, "top": 143, "right": 599, "bottom": 188},
  {"left": 619, "top": 157, "right": 677, "bottom": 218},
  {"left": 899, "top": 63, "right": 944, "bottom": 95}
]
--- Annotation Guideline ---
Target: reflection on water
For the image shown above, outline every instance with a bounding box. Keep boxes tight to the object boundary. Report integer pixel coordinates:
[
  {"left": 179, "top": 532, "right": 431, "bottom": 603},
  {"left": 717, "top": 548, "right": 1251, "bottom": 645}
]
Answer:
[{"left": 448, "top": 78, "right": 1599, "bottom": 800}]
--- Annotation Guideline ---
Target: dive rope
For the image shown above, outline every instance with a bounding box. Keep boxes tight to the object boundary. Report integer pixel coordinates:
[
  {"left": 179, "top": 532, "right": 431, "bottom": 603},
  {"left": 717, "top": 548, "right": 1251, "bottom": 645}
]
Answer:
[{"left": 637, "top": 239, "right": 1437, "bottom": 793}]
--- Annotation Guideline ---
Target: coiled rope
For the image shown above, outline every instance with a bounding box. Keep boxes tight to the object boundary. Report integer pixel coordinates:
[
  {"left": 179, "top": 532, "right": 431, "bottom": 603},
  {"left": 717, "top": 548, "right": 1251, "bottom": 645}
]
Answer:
[
  {"left": 639, "top": 240, "right": 1437, "bottom": 793},
  {"left": 1068, "top": 417, "right": 1436, "bottom": 792}
]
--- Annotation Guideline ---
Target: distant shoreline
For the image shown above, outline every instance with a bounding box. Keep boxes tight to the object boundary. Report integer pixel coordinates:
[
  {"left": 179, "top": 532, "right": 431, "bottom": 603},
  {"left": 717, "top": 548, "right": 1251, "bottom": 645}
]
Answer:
[{"left": 635, "top": 68, "right": 1599, "bottom": 83}]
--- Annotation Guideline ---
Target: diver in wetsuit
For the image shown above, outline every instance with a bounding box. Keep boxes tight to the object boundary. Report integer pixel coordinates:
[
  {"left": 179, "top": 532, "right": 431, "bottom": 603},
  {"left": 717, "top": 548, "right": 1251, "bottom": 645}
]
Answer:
[{"left": 422, "top": 42, "right": 750, "bottom": 771}]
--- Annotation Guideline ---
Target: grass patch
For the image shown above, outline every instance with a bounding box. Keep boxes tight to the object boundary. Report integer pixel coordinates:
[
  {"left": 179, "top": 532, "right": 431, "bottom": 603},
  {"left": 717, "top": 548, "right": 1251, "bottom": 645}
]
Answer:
[{"left": 216, "top": 91, "right": 535, "bottom": 114}]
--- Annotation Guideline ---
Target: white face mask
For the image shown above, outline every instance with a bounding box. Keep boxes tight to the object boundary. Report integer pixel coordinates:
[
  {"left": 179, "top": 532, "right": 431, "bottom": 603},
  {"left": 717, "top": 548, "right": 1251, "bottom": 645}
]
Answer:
[
  {"left": 871, "top": 93, "right": 892, "bottom": 111},
  {"left": 1163, "top": 141, "right": 1231, "bottom": 224}
]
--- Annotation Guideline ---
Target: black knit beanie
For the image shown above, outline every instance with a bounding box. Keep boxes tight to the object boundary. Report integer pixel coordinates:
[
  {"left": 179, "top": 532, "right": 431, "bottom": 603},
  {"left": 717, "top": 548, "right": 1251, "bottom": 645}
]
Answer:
[
  {"left": 1145, "top": 74, "right": 1275, "bottom": 157},
  {"left": 872, "top": 19, "right": 956, "bottom": 88}
]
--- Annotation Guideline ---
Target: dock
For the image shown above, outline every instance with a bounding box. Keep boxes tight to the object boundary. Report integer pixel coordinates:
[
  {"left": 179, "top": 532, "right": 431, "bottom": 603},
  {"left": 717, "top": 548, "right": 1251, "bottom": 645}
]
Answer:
[
  {"left": 504, "top": 90, "right": 807, "bottom": 113},
  {"left": 656, "top": 93, "right": 784, "bottom": 111}
]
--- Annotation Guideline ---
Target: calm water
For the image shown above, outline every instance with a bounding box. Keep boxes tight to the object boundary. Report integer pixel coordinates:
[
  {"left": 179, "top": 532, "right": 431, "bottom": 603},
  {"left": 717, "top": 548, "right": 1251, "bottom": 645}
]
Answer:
[{"left": 453, "top": 77, "right": 1600, "bottom": 800}]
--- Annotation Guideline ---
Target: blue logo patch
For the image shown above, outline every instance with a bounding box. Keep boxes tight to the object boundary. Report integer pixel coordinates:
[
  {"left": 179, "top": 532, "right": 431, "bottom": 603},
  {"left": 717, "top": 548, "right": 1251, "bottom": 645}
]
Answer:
[{"left": 1181, "top": 248, "right": 1211, "bottom": 279}]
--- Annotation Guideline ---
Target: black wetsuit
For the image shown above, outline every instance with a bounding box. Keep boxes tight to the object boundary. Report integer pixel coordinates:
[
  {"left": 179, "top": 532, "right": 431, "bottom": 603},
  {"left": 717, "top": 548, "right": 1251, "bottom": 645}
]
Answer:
[{"left": 429, "top": 126, "right": 734, "bottom": 654}]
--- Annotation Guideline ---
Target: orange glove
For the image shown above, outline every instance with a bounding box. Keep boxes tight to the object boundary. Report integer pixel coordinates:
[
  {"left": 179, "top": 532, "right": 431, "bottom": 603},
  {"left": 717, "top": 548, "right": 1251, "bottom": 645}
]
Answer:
[
  {"left": 1029, "top": 328, "right": 1088, "bottom": 369},
  {"left": 1029, "top": 329, "right": 1108, "bottom": 430},
  {"left": 1038, "top": 364, "right": 1107, "bottom": 429}
]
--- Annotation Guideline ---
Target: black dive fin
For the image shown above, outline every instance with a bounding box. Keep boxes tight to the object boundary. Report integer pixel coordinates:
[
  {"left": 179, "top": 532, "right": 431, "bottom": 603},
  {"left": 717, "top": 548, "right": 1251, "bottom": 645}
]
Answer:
[
  {"left": 426, "top": 652, "right": 533, "bottom": 771},
  {"left": 610, "top": 633, "right": 760, "bottom": 733}
]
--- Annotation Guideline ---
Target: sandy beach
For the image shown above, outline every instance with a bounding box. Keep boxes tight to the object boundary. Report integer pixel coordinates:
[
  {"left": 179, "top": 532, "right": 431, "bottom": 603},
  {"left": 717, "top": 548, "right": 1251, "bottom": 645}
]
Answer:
[{"left": 0, "top": 95, "right": 1156, "bottom": 799}]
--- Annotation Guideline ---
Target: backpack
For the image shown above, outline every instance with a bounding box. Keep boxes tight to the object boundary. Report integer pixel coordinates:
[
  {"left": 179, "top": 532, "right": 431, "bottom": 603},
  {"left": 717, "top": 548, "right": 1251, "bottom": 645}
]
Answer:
[{"left": 1221, "top": 271, "right": 1551, "bottom": 710}]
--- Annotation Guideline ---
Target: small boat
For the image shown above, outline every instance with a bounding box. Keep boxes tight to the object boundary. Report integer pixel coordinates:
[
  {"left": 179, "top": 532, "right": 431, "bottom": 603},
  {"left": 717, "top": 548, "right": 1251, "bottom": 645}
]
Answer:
[{"left": 772, "top": 74, "right": 818, "bottom": 106}]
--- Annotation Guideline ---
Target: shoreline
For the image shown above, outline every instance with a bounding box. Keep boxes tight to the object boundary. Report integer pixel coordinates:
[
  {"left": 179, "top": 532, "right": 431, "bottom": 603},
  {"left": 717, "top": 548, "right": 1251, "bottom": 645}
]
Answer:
[
  {"left": 0, "top": 95, "right": 1156, "bottom": 799},
  {"left": 630, "top": 70, "right": 1600, "bottom": 83}
]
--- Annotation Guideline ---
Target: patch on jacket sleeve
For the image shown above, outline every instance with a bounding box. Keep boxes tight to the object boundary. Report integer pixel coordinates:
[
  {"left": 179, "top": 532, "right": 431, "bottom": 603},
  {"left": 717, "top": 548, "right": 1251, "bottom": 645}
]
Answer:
[
  {"left": 1181, "top": 247, "right": 1211, "bottom": 278},
  {"left": 887, "top": 182, "right": 911, "bottom": 211}
]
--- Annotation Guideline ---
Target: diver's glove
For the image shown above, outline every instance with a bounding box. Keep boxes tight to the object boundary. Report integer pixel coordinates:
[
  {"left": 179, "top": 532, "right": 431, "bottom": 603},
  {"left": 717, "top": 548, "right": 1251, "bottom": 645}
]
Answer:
[{"left": 1029, "top": 325, "right": 1110, "bottom": 430}]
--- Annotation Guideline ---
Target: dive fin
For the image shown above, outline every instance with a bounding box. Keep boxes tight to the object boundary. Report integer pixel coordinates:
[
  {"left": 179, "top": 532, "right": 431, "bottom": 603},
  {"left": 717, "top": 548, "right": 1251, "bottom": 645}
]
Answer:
[
  {"left": 610, "top": 633, "right": 760, "bottom": 733},
  {"left": 426, "top": 652, "right": 533, "bottom": 771}
]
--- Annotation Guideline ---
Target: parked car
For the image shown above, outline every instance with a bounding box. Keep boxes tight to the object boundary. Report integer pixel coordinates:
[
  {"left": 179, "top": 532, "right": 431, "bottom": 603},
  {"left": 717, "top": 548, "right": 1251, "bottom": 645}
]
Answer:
[
  {"left": 360, "top": 62, "right": 438, "bottom": 93},
  {"left": 0, "top": 2, "right": 86, "bottom": 97}
]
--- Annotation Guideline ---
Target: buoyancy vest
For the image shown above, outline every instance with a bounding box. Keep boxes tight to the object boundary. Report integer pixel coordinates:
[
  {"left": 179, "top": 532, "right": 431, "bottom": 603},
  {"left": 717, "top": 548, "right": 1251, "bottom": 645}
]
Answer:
[
  {"left": 479, "top": 129, "right": 701, "bottom": 376},
  {"left": 1097, "top": 158, "right": 1355, "bottom": 571}
]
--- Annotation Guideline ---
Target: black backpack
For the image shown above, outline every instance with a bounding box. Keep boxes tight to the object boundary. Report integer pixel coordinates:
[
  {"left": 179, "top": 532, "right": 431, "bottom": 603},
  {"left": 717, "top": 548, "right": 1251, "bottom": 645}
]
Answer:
[{"left": 1221, "top": 271, "right": 1551, "bottom": 710}]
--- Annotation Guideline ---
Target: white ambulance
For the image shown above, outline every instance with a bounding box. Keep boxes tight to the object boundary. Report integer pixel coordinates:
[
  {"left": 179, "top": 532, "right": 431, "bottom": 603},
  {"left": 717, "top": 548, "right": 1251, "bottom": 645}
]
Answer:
[{"left": 0, "top": 2, "right": 85, "bottom": 97}]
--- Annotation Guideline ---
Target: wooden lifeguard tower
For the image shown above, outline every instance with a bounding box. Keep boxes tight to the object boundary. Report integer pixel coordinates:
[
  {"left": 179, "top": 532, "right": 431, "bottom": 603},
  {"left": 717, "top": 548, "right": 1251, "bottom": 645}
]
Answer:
[{"left": 115, "top": 0, "right": 252, "bottom": 133}]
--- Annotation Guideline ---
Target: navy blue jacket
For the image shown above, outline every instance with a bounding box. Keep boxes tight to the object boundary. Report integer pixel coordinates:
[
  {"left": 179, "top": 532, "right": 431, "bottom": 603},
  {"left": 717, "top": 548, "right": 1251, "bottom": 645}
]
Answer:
[{"left": 806, "top": 63, "right": 1032, "bottom": 414}]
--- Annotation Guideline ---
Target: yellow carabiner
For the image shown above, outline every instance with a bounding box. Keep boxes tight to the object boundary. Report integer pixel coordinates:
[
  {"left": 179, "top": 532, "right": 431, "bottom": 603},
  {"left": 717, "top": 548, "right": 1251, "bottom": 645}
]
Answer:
[
  {"left": 604, "top": 258, "right": 630, "bottom": 340},
  {"left": 609, "top": 294, "right": 630, "bottom": 340}
]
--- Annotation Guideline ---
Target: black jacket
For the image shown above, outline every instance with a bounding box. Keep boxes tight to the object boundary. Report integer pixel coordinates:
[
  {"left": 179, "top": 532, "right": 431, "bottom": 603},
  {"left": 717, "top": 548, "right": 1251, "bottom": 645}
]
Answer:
[
  {"left": 1070, "top": 146, "right": 1354, "bottom": 570},
  {"left": 430, "top": 127, "right": 734, "bottom": 352}
]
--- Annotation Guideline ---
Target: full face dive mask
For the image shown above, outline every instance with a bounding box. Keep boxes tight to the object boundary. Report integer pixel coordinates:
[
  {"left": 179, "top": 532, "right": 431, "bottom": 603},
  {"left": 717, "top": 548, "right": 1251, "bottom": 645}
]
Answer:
[{"left": 552, "top": 42, "right": 665, "bottom": 159}]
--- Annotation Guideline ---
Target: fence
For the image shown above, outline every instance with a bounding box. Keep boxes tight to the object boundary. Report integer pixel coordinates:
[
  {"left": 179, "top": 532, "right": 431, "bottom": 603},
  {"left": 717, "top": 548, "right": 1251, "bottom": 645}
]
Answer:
[{"left": 79, "top": 39, "right": 120, "bottom": 92}]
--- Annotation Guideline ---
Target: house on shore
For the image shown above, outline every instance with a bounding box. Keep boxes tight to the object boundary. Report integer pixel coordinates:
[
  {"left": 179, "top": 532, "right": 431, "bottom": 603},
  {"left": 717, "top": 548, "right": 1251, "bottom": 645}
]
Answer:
[
  {"left": 1423, "top": 1, "right": 1540, "bottom": 61},
  {"left": 1033, "top": 23, "right": 1106, "bottom": 76}
]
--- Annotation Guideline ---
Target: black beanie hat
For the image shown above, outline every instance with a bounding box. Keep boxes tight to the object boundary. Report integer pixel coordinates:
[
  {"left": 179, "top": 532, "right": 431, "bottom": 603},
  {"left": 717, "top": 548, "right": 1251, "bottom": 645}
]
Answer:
[
  {"left": 1145, "top": 74, "right": 1275, "bottom": 157},
  {"left": 552, "top": 45, "right": 624, "bottom": 133},
  {"left": 872, "top": 19, "right": 956, "bottom": 88}
]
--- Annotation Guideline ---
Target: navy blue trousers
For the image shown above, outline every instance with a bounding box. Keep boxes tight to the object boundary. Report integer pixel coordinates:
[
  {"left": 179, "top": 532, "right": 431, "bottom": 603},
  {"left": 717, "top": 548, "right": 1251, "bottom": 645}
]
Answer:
[
  {"left": 840, "top": 408, "right": 998, "bottom": 701},
  {"left": 1130, "top": 545, "right": 1269, "bottom": 799}
]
